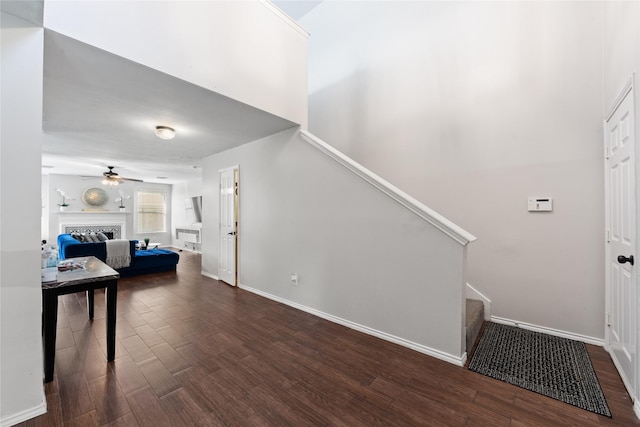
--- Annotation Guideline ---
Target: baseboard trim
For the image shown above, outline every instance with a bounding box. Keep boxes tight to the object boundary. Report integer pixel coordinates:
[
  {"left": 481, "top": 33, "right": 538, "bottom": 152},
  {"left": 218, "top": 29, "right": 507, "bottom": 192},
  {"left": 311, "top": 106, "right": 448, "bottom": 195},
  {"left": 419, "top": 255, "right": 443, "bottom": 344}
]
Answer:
[
  {"left": 604, "top": 345, "right": 638, "bottom": 410},
  {"left": 490, "top": 316, "right": 605, "bottom": 346},
  {"left": 1, "top": 402, "right": 47, "bottom": 427},
  {"left": 170, "top": 246, "right": 201, "bottom": 254},
  {"left": 201, "top": 271, "right": 219, "bottom": 281},
  {"left": 239, "top": 283, "right": 466, "bottom": 367}
]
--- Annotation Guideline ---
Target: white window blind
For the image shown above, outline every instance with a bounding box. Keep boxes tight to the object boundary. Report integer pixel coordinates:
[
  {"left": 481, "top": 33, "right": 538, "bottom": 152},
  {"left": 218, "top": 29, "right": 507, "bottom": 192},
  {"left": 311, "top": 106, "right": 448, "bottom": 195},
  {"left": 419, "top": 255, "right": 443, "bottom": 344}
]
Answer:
[{"left": 137, "top": 190, "right": 166, "bottom": 233}]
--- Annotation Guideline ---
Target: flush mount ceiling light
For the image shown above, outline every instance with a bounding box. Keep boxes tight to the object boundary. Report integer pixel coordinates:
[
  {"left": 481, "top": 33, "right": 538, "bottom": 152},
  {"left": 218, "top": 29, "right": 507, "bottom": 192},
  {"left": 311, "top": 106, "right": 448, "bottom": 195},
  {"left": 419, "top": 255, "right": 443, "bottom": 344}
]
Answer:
[{"left": 154, "top": 125, "right": 175, "bottom": 140}]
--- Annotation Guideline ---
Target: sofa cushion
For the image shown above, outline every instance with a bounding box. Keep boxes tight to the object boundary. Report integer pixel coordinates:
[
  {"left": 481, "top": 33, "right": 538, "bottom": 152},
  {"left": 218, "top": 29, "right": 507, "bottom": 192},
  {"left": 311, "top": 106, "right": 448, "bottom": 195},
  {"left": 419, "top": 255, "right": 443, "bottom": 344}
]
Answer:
[
  {"left": 118, "top": 248, "right": 180, "bottom": 277},
  {"left": 58, "top": 233, "right": 106, "bottom": 260}
]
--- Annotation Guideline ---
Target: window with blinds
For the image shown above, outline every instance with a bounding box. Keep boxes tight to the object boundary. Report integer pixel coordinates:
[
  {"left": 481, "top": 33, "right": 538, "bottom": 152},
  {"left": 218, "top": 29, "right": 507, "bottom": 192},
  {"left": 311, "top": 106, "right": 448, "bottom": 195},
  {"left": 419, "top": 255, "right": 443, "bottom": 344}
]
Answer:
[{"left": 137, "top": 190, "right": 166, "bottom": 233}]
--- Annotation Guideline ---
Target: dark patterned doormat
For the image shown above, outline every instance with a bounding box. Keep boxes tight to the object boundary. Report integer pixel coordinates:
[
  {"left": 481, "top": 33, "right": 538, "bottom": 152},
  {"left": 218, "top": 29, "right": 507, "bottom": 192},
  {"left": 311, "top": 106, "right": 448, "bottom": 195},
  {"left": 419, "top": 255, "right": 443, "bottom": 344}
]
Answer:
[{"left": 468, "top": 322, "right": 611, "bottom": 417}]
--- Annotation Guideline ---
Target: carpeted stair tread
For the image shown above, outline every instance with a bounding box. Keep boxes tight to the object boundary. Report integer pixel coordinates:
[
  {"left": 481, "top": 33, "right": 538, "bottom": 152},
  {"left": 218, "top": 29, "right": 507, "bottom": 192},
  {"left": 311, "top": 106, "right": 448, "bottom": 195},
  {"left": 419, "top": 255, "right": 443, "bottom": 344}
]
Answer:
[{"left": 466, "top": 299, "right": 484, "bottom": 353}]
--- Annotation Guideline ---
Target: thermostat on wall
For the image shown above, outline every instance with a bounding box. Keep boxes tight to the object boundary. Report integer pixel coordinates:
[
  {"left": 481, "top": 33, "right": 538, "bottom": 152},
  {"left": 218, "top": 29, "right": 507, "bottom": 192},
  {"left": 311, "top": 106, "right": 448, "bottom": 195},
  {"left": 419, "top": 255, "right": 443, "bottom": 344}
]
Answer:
[{"left": 528, "top": 197, "right": 553, "bottom": 212}]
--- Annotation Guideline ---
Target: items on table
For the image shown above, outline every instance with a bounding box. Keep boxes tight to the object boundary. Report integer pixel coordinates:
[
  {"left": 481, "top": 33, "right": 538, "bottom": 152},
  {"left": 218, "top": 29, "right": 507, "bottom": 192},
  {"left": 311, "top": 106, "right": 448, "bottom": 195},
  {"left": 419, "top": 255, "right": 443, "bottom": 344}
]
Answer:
[{"left": 57, "top": 259, "right": 87, "bottom": 271}]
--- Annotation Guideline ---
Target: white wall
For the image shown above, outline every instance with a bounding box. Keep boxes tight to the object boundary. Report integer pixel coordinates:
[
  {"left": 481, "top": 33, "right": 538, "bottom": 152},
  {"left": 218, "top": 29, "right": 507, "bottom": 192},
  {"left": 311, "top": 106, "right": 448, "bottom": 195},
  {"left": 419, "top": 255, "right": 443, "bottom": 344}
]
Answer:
[
  {"left": 603, "top": 1, "right": 640, "bottom": 114},
  {"left": 171, "top": 177, "right": 203, "bottom": 250},
  {"left": 301, "top": 1, "right": 605, "bottom": 340},
  {"left": 0, "top": 12, "right": 46, "bottom": 425},
  {"left": 43, "top": 0, "right": 309, "bottom": 127},
  {"left": 44, "top": 174, "right": 174, "bottom": 246},
  {"left": 202, "top": 128, "right": 469, "bottom": 362}
]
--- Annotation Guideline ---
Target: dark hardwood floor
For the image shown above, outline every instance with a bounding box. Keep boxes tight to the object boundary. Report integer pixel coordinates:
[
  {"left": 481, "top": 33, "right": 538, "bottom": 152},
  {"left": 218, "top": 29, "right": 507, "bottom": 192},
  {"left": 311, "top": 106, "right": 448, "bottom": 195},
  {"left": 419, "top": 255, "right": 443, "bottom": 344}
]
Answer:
[{"left": 20, "top": 251, "right": 638, "bottom": 426}]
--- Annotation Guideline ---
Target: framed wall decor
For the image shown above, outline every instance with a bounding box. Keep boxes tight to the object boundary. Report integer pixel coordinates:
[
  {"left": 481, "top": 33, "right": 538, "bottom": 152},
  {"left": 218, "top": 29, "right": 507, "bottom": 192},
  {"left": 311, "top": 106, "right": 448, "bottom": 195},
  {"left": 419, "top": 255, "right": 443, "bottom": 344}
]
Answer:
[{"left": 82, "top": 187, "right": 109, "bottom": 209}]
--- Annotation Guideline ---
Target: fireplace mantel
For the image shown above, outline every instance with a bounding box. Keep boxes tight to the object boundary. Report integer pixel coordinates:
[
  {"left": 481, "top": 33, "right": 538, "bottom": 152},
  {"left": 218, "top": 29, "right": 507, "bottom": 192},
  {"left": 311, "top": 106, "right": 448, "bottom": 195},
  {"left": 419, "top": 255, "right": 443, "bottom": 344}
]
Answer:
[
  {"left": 56, "top": 211, "right": 130, "bottom": 215},
  {"left": 57, "top": 211, "right": 128, "bottom": 239}
]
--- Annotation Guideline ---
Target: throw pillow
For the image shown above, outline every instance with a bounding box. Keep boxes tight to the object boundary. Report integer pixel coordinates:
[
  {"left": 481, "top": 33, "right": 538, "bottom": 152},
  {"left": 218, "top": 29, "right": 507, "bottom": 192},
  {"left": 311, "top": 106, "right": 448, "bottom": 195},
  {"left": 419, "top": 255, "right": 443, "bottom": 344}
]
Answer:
[{"left": 96, "top": 232, "right": 109, "bottom": 242}]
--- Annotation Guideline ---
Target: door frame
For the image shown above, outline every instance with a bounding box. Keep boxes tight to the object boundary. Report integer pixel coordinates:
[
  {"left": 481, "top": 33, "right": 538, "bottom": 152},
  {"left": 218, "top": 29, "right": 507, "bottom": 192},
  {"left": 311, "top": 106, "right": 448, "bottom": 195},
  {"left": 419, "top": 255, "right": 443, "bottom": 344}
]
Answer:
[
  {"left": 218, "top": 165, "right": 239, "bottom": 286},
  {"left": 604, "top": 75, "right": 638, "bottom": 409}
]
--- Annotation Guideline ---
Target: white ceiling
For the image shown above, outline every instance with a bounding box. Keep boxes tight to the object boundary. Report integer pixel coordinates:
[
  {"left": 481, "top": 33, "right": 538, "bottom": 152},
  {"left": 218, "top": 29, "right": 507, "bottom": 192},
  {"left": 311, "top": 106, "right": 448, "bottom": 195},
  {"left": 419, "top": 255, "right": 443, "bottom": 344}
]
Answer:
[{"left": 42, "top": 30, "right": 298, "bottom": 184}]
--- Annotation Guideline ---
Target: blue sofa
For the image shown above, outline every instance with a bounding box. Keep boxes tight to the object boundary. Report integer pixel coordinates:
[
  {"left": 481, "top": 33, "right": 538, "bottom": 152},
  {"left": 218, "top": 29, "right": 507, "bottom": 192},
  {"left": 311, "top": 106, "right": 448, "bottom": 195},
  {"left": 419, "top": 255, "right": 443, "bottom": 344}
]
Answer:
[{"left": 57, "top": 234, "right": 179, "bottom": 277}]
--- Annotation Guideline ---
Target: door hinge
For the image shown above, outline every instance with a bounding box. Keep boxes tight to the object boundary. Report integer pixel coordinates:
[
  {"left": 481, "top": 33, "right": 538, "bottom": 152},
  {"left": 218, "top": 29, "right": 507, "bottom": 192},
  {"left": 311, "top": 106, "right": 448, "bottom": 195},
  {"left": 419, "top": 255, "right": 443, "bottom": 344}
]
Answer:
[
  {"left": 606, "top": 229, "right": 611, "bottom": 243},
  {"left": 607, "top": 312, "right": 611, "bottom": 327}
]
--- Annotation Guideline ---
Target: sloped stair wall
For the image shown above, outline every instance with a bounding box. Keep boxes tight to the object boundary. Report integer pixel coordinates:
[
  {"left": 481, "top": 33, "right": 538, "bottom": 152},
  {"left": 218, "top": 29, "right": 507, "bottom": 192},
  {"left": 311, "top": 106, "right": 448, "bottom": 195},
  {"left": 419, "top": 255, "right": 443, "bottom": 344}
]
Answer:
[{"left": 202, "top": 128, "right": 477, "bottom": 364}]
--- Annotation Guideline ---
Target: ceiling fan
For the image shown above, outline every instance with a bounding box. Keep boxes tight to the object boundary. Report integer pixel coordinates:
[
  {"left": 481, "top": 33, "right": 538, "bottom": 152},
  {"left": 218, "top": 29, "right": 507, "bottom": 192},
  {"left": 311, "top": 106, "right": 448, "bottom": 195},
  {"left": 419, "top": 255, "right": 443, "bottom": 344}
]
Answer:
[{"left": 100, "top": 166, "right": 143, "bottom": 186}]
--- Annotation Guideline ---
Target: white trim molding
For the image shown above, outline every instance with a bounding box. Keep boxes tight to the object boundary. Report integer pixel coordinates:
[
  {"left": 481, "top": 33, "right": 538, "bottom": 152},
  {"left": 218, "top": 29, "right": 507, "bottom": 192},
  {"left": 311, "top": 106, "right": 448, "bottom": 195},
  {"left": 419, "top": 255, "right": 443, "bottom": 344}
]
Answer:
[
  {"left": 1, "top": 402, "right": 47, "bottom": 427},
  {"left": 300, "top": 130, "right": 477, "bottom": 246},
  {"left": 258, "top": 0, "right": 310, "bottom": 38},
  {"left": 491, "top": 316, "right": 605, "bottom": 346},
  {"left": 239, "top": 283, "right": 467, "bottom": 367},
  {"left": 466, "top": 282, "right": 491, "bottom": 320},
  {"left": 605, "top": 75, "right": 634, "bottom": 121},
  {"left": 201, "top": 271, "right": 219, "bottom": 281}
]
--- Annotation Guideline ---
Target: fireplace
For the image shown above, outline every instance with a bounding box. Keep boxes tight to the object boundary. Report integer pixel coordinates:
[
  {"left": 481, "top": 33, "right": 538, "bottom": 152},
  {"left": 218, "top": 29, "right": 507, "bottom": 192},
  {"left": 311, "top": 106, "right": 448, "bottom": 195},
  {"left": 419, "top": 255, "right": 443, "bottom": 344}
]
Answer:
[
  {"left": 64, "top": 225, "right": 121, "bottom": 239},
  {"left": 58, "top": 212, "right": 128, "bottom": 240}
]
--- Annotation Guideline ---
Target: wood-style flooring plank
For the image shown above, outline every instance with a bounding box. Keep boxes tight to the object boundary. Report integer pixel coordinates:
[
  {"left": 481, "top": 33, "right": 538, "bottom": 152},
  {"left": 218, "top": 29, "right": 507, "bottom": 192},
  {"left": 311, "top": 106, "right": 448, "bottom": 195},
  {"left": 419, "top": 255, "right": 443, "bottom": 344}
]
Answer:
[
  {"left": 174, "top": 367, "right": 258, "bottom": 425},
  {"left": 132, "top": 324, "right": 165, "bottom": 348},
  {"left": 118, "top": 336, "right": 153, "bottom": 364},
  {"left": 149, "top": 342, "right": 190, "bottom": 374},
  {"left": 159, "top": 388, "right": 225, "bottom": 427},
  {"left": 109, "top": 355, "right": 148, "bottom": 396},
  {"left": 57, "top": 373, "right": 94, "bottom": 421},
  {"left": 154, "top": 325, "right": 190, "bottom": 348},
  {"left": 125, "top": 387, "right": 173, "bottom": 427},
  {"left": 246, "top": 383, "right": 325, "bottom": 427},
  {"left": 136, "top": 357, "right": 180, "bottom": 397},
  {"left": 100, "top": 413, "right": 139, "bottom": 427},
  {"left": 17, "top": 252, "right": 639, "bottom": 427},
  {"left": 86, "top": 374, "right": 131, "bottom": 424},
  {"left": 64, "top": 411, "right": 99, "bottom": 427}
]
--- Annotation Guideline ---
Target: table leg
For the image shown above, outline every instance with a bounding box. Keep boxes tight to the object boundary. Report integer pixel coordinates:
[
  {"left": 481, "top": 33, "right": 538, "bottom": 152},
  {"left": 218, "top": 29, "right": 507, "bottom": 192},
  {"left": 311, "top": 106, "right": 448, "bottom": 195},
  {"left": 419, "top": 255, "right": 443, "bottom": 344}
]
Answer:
[
  {"left": 42, "top": 290, "right": 59, "bottom": 383},
  {"left": 105, "top": 281, "right": 117, "bottom": 361},
  {"left": 87, "top": 289, "right": 94, "bottom": 320}
]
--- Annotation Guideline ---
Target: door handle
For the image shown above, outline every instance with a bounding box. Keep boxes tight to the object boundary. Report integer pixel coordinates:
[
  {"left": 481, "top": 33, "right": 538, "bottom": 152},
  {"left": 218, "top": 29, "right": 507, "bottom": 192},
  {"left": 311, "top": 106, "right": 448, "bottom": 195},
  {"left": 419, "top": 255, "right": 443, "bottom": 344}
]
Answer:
[
  {"left": 227, "top": 231, "right": 236, "bottom": 236},
  {"left": 617, "top": 255, "right": 635, "bottom": 266}
]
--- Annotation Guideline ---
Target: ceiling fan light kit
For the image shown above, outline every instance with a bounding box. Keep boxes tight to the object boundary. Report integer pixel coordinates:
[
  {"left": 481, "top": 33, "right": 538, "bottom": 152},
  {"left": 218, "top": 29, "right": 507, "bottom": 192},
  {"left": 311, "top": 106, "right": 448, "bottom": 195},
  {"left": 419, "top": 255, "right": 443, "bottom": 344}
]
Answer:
[
  {"left": 155, "top": 125, "right": 175, "bottom": 140},
  {"left": 101, "top": 166, "right": 143, "bottom": 186}
]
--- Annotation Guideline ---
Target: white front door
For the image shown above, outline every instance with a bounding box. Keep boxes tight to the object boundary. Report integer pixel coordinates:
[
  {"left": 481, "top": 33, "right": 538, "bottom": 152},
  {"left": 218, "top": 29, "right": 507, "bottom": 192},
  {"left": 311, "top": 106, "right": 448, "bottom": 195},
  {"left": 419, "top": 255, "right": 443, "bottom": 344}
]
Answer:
[
  {"left": 219, "top": 167, "right": 238, "bottom": 286},
  {"left": 605, "top": 84, "right": 636, "bottom": 399}
]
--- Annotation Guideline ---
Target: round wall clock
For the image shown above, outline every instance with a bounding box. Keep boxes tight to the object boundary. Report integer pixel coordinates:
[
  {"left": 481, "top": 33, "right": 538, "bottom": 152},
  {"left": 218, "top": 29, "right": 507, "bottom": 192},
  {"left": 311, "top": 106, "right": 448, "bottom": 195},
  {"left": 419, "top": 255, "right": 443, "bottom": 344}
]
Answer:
[{"left": 82, "top": 187, "right": 109, "bottom": 208}]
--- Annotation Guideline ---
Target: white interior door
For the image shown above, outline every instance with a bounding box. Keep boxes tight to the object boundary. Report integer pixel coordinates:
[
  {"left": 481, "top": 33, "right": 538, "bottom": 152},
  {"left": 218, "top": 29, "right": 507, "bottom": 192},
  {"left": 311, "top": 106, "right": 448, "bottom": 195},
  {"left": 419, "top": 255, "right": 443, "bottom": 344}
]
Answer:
[
  {"left": 605, "top": 85, "right": 636, "bottom": 399},
  {"left": 219, "top": 167, "right": 238, "bottom": 286}
]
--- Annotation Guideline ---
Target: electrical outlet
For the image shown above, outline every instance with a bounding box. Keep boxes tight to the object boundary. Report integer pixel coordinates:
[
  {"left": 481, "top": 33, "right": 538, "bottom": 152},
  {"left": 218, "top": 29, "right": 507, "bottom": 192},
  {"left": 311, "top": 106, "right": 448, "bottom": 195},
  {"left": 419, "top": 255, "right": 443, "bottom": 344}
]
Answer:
[{"left": 291, "top": 273, "right": 298, "bottom": 286}]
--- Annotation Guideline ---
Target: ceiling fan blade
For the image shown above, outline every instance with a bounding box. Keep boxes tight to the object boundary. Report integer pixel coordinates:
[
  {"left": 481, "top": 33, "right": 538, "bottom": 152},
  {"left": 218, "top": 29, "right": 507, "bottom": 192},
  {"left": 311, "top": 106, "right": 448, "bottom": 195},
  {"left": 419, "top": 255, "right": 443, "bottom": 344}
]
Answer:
[{"left": 98, "top": 167, "right": 143, "bottom": 183}]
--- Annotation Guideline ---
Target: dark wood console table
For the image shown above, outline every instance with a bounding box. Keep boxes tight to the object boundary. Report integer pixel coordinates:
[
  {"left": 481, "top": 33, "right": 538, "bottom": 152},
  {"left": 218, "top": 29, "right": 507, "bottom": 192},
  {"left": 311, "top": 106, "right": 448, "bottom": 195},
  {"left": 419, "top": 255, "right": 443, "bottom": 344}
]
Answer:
[{"left": 41, "top": 256, "right": 119, "bottom": 382}]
